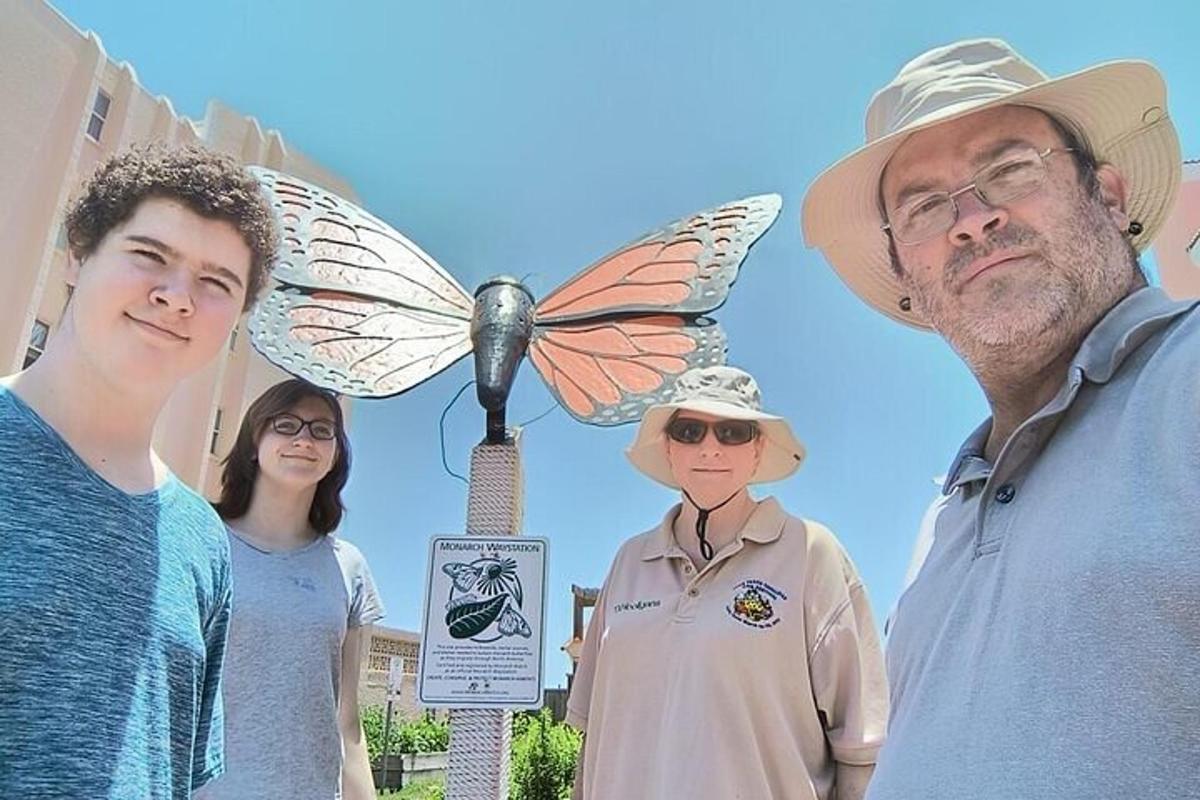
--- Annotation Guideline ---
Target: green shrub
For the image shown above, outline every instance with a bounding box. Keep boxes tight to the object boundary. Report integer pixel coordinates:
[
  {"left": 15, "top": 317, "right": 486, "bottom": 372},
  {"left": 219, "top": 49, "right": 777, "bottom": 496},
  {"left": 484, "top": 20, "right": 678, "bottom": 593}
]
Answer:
[
  {"left": 363, "top": 707, "right": 450, "bottom": 762},
  {"left": 378, "top": 778, "right": 445, "bottom": 799},
  {"left": 398, "top": 713, "right": 450, "bottom": 755},
  {"left": 510, "top": 708, "right": 581, "bottom": 800},
  {"left": 367, "top": 706, "right": 579, "bottom": 799}
]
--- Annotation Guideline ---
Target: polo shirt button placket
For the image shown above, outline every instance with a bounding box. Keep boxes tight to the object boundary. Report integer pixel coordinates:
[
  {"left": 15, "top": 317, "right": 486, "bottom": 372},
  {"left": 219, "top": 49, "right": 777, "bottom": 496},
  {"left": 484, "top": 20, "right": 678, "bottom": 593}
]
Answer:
[
  {"left": 995, "top": 483, "right": 1016, "bottom": 504},
  {"left": 675, "top": 582, "right": 700, "bottom": 622}
]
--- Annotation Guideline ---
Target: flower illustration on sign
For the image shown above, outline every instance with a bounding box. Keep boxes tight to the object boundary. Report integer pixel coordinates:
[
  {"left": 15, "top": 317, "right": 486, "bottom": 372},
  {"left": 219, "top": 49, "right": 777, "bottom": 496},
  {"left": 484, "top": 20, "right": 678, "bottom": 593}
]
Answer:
[{"left": 441, "top": 555, "right": 530, "bottom": 642}]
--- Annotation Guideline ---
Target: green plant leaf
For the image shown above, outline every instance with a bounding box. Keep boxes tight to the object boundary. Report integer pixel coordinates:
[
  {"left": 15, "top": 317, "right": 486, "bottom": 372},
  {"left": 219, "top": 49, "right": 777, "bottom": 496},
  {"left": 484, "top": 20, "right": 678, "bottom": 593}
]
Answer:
[{"left": 445, "top": 594, "right": 507, "bottom": 639}]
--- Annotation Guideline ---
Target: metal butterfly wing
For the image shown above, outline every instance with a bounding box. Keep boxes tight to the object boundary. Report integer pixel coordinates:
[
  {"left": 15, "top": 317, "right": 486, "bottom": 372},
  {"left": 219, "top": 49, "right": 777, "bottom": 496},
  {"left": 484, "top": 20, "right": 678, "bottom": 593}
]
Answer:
[
  {"left": 248, "top": 168, "right": 475, "bottom": 397},
  {"left": 528, "top": 194, "right": 782, "bottom": 424}
]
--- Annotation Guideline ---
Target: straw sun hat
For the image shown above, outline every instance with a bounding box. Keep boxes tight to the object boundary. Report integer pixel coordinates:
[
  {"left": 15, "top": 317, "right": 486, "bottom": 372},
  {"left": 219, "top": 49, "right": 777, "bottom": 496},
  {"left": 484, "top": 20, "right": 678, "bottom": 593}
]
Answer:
[
  {"left": 626, "top": 366, "right": 805, "bottom": 488},
  {"left": 802, "top": 38, "right": 1181, "bottom": 330}
]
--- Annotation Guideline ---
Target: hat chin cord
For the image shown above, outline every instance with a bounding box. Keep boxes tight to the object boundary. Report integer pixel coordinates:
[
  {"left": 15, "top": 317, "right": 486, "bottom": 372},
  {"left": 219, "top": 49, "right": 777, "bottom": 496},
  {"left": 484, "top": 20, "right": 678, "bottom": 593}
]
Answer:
[{"left": 680, "top": 489, "right": 742, "bottom": 561}]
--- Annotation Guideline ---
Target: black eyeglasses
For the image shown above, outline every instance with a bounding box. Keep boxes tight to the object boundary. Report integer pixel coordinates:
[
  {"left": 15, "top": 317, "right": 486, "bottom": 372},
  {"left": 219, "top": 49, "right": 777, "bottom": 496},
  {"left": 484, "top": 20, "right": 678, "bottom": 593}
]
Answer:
[
  {"left": 270, "top": 413, "right": 337, "bottom": 441},
  {"left": 666, "top": 417, "right": 758, "bottom": 446}
]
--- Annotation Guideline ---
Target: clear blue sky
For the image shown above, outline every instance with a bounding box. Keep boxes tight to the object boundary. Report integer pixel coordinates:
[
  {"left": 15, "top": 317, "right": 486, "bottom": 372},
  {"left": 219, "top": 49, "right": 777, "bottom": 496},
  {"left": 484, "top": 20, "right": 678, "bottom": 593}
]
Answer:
[{"left": 54, "top": 0, "right": 1199, "bottom": 689}]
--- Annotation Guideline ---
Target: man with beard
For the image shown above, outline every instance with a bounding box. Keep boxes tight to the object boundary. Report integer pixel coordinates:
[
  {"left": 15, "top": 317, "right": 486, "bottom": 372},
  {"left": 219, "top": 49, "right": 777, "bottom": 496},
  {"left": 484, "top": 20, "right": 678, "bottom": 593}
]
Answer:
[{"left": 802, "top": 39, "right": 1198, "bottom": 799}]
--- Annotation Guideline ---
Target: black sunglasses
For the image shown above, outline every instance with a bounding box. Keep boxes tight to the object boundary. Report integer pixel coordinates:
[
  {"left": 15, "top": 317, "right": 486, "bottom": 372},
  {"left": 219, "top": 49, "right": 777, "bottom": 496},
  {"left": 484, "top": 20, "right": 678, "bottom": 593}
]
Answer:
[
  {"left": 666, "top": 417, "right": 758, "bottom": 446},
  {"left": 270, "top": 413, "right": 337, "bottom": 441}
]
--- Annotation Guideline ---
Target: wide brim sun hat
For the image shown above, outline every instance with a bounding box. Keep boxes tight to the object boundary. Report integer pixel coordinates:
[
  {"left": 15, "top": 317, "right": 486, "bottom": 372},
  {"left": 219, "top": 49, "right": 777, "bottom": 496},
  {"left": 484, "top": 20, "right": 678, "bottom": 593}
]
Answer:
[
  {"left": 802, "top": 38, "right": 1181, "bottom": 330},
  {"left": 626, "top": 365, "right": 806, "bottom": 488}
]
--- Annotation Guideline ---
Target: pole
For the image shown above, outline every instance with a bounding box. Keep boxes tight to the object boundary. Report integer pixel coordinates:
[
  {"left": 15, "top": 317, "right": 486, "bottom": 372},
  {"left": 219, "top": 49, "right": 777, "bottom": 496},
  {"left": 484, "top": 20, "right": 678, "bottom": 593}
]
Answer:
[
  {"left": 445, "top": 435, "right": 523, "bottom": 799},
  {"left": 380, "top": 696, "right": 395, "bottom": 790}
]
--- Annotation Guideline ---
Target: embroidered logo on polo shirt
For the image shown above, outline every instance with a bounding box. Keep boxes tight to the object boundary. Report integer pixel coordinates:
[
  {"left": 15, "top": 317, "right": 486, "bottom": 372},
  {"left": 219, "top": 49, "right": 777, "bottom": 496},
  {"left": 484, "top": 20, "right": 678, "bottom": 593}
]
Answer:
[
  {"left": 613, "top": 599, "right": 662, "bottom": 613},
  {"left": 726, "top": 579, "right": 787, "bottom": 628}
]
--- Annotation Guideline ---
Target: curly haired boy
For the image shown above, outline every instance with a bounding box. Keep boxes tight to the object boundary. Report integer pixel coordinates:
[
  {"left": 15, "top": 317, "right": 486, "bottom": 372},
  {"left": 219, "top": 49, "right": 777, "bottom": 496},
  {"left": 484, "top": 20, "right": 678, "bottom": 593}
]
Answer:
[{"left": 0, "top": 144, "right": 278, "bottom": 799}]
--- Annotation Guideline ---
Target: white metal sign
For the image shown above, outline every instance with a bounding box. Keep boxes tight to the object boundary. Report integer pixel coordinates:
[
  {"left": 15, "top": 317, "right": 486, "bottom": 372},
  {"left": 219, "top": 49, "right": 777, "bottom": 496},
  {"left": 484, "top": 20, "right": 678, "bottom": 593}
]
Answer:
[
  {"left": 418, "top": 536, "right": 548, "bottom": 708},
  {"left": 387, "top": 656, "right": 406, "bottom": 698}
]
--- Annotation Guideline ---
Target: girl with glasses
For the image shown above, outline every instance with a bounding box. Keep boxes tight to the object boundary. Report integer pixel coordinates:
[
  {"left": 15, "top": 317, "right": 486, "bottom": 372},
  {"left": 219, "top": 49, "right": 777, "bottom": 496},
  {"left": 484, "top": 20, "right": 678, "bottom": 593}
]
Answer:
[
  {"left": 198, "top": 379, "right": 384, "bottom": 800},
  {"left": 565, "top": 366, "right": 888, "bottom": 800}
]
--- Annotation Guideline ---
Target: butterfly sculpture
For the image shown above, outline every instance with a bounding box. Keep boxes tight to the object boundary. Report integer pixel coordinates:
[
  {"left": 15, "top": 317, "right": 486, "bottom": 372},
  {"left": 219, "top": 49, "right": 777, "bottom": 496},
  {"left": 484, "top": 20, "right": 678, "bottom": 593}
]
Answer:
[{"left": 248, "top": 168, "right": 781, "bottom": 442}]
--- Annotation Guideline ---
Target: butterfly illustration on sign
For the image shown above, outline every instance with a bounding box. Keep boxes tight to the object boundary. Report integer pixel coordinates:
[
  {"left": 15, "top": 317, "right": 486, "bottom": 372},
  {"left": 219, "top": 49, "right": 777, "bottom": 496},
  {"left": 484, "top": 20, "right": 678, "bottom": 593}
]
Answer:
[
  {"left": 247, "top": 168, "right": 782, "bottom": 442},
  {"left": 441, "top": 556, "right": 530, "bottom": 642}
]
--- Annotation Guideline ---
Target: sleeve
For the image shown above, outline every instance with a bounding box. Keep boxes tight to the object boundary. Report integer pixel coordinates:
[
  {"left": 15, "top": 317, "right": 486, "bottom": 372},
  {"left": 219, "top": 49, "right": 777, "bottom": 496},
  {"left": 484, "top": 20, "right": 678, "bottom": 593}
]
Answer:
[
  {"left": 565, "top": 580, "right": 609, "bottom": 731},
  {"left": 347, "top": 544, "right": 385, "bottom": 628},
  {"left": 192, "top": 553, "right": 232, "bottom": 790},
  {"left": 805, "top": 523, "right": 889, "bottom": 767}
]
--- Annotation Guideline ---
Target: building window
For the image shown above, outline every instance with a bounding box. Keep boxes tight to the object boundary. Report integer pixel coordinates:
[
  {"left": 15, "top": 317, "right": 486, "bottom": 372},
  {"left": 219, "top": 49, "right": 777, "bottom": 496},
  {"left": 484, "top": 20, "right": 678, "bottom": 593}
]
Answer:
[
  {"left": 24, "top": 320, "right": 50, "bottom": 368},
  {"left": 210, "top": 408, "right": 224, "bottom": 455},
  {"left": 85, "top": 90, "right": 111, "bottom": 142}
]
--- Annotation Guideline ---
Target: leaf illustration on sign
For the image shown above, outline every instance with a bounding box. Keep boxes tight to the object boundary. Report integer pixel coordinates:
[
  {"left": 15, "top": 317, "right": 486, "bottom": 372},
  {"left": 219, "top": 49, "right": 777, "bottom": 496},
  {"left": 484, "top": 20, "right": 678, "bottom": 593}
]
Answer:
[
  {"left": 446, "top": 594, "right": 508, "bottom": 639},
  {"left": 446, "top": 593, "right": 480, "bottom": 611}
]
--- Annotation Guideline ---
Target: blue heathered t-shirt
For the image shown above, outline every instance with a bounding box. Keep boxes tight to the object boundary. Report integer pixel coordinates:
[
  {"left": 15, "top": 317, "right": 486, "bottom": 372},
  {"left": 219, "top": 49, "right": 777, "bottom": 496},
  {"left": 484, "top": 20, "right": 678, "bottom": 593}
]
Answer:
[{"left": 0, "top": 386, "right": 232, "bottom": 799}]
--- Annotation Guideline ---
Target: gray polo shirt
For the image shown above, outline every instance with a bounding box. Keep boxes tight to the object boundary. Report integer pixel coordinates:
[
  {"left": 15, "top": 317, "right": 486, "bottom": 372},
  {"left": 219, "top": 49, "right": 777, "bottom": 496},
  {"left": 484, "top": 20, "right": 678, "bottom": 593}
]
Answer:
[{"left": 867, "top": 288, "right": 1200, "bottom": 800}]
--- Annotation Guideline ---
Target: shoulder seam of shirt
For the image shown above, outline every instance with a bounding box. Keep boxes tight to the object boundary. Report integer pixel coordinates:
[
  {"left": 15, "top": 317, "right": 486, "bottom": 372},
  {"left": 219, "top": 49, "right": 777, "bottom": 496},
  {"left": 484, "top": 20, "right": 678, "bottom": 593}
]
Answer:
[{"left": 809, "top": 581, "right": 864, "bottom": 657}]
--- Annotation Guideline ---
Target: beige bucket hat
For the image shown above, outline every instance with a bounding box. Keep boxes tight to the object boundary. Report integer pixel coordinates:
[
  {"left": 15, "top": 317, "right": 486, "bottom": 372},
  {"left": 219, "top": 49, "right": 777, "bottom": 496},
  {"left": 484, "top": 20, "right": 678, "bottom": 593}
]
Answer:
[
  {"left": 626, "top": 365, "right": 805, "bottom": 488},
  {"left": 802, "top": 38, "right": 1181, "bottom": 330}
]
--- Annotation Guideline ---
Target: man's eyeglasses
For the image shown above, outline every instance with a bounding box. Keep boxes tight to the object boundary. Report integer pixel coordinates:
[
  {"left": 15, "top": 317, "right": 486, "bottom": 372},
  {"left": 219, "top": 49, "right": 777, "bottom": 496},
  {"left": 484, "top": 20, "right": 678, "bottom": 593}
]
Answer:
[
  {"left": 882, "top": 146, "right": 1075, "bottom": 245},
  {"left": 270, "top": 413, "right": 337, "bottom": 441},
  {"left": 666, "top": 417, "right": 758, "bottom": 446}
]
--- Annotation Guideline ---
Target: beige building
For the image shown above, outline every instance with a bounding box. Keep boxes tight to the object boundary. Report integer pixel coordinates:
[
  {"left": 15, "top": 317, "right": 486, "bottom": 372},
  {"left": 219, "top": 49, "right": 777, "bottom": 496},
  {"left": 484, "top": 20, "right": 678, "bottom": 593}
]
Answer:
[
  {"left": 1, "top": 0, "right": 359, "bottom": 499},
  {"left": 1154, "top": 160, "right": 1200, "bottom": 300},
  {"left": 1, "top": 0, "right": 431, "bottom": 712},
  {"left": 361, "top": 625, "right": 425, "bottom": 717}
]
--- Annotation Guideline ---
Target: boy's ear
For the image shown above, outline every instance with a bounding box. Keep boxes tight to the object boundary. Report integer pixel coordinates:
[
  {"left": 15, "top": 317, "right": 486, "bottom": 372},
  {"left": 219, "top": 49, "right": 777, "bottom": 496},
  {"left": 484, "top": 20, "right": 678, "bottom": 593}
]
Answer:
[{"left": 65, "top": 251, "right": 82, "bottom": 284}]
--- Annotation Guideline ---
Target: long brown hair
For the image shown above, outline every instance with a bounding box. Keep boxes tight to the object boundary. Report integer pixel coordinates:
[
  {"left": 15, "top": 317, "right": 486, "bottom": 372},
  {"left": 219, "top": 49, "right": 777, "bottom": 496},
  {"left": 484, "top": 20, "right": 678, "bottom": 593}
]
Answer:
[{"left": 214, "top": 379, "right": 351, "bottom": 534}]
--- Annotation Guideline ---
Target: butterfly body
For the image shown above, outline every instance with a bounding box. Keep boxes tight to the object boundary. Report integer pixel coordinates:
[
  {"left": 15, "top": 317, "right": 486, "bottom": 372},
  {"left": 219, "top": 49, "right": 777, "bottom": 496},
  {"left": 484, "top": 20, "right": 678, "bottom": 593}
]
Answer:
[
  {"left": 470, "top": 276, "right": 536, "bottom": 442},
  {"left": 247, "top": 167, "right": 782, "bottom": 440}
]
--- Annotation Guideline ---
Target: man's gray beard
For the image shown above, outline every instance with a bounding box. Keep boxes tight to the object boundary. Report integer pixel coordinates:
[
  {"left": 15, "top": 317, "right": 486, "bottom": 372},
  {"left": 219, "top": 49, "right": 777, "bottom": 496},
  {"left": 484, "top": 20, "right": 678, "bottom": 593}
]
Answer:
[{"left": 909, "top": 200, "right": 1135, "bottom": 363}]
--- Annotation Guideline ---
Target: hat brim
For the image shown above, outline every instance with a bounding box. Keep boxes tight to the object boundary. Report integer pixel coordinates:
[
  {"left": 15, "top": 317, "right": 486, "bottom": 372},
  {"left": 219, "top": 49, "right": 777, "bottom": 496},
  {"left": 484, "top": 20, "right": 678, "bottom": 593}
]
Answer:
[
  {"left": 625, "top": 399, "right": 807, "bottom": 488},
  {"left": 802, "top": 60, "right": 1182, "bottom": 330}
]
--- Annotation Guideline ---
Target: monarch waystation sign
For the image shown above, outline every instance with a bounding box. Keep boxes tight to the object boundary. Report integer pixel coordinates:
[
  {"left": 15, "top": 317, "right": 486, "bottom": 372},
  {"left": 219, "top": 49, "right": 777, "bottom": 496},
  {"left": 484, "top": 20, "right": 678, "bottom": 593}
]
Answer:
[{"left": 418, "top": 536, "right": 548, "bottom": 708}]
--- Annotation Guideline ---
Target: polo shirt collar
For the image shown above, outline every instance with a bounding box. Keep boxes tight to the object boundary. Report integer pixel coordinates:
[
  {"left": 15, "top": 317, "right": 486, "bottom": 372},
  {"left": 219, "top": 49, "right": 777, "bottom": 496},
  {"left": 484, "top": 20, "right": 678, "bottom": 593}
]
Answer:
[
  {"left": 941, "top": 420, "right": 993, "bottom": 495},
  {"left": 1071, "top": 287, "right": 1198, "bottom": 384},
  {"left": 939, "top": 287, "right": 1198, "bottom": 496},
  {"left": 640, "top": 496, "right": 787, "bottom": 561}
]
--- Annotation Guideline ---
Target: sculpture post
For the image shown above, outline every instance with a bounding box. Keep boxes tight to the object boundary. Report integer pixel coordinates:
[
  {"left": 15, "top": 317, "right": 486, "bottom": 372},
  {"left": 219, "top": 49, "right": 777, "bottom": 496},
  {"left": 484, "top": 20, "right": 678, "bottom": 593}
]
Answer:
[{"left": 445, "top": 434, "right": 524, "bottom": 799}]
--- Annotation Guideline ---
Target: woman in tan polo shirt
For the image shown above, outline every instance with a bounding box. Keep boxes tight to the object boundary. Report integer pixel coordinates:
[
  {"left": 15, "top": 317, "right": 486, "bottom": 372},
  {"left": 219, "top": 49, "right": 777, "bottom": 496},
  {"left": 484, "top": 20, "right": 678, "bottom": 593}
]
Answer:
[{"left": 566, "top": 365, "right": 887, "bottom": 800}]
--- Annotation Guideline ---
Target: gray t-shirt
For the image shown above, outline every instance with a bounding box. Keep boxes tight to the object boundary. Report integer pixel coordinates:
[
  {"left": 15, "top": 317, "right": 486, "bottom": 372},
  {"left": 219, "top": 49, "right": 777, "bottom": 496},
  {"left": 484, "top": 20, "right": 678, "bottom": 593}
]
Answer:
[
  {"left": 195, "top": 529, "right": 384, "bottom": 800},
  {"left": 869, "top": 288, "right": 1200, "bottom": 799}
]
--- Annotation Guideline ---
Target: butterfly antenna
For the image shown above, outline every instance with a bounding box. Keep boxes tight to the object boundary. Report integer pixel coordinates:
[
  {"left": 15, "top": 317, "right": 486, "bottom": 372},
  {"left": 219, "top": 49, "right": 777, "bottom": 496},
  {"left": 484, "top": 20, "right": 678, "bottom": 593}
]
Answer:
[
  {"left": 516, "top": 402, "right": 559, "bottom": 429},
  {"left": 518, "top": 272, "right": 542, "bottom": 292},
  {"left": 439, "top": 380, "right": 475, "bottom": 485}
]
